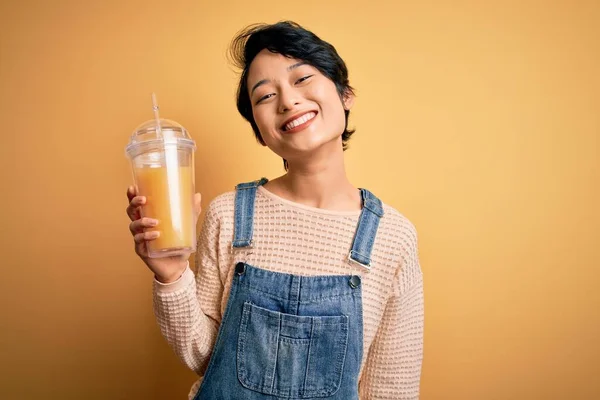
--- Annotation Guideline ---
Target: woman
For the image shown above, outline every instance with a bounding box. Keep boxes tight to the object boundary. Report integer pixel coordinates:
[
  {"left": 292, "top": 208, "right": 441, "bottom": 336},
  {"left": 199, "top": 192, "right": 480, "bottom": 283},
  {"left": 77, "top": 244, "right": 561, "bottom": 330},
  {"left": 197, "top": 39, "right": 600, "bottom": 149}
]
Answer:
[{"left": 126, "top": 21, "right": 423, "bottom": 399}]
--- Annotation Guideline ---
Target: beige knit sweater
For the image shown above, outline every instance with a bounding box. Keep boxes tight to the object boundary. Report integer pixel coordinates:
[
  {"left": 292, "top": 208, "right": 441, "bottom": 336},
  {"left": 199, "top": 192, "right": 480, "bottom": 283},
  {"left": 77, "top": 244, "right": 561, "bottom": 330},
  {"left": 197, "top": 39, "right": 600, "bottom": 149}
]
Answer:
[{"left": 153, "top": 186, "right": 424, "bottom": 399}]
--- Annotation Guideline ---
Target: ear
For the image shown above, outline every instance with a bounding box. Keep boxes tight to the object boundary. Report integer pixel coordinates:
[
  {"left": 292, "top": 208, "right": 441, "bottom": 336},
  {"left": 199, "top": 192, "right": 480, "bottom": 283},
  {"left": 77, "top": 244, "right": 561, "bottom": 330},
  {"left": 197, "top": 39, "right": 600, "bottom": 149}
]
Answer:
[{"left": 343, "top": 90, "right": 355, "bottom": 110}]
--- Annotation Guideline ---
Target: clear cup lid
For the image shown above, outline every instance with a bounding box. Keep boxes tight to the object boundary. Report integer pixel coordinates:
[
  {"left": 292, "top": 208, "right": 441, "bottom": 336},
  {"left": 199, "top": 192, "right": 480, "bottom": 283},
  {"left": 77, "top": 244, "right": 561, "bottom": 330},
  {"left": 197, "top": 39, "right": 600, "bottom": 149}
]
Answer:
[{"left": 125, "top": 118, "right": 196, "bottom": 158}]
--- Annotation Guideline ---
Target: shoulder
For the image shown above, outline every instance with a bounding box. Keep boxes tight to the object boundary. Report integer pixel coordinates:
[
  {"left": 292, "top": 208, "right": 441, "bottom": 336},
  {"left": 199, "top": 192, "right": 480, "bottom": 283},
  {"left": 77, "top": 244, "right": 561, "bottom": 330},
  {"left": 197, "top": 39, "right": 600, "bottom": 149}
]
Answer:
[
  {"left": 377, "top": 202, "right": 422, "bottom": 291},
  {"left": 379, "top": 202, "right": 419, "bottom": 251}
]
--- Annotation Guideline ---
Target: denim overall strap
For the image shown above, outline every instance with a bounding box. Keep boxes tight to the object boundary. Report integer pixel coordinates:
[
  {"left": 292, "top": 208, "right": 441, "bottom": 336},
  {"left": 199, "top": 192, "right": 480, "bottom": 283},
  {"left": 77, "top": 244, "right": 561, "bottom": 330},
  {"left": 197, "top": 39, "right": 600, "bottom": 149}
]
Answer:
[
  {"left": 348, "top": 188, "right": 384, "bottom": 270},
  {"left": 232, "top": 178, "right": 268, "bottom": 249}
]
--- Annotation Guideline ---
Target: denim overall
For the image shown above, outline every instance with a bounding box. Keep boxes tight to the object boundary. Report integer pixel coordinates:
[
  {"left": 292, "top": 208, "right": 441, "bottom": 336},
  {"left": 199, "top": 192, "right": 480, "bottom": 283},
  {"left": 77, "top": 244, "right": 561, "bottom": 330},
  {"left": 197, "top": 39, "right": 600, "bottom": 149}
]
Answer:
[{"left": 196, "top": 178, "right": 383, "bottom": 399}]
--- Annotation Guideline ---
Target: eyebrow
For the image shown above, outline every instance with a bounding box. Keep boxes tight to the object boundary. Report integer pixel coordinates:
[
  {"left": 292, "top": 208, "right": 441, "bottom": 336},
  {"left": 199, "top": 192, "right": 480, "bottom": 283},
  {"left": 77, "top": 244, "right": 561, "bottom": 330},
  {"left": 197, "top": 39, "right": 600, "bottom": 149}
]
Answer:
[{"left": 250, "top": 61, "right": 309, "bottom": 97}]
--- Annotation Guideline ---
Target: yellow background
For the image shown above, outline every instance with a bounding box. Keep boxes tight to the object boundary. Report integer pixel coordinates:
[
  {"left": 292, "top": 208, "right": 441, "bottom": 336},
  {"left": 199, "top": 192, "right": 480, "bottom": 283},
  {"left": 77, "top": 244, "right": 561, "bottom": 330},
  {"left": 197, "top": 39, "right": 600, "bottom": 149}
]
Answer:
[{"left": 1, "top": 0, "right": 598, "bottom": 399}]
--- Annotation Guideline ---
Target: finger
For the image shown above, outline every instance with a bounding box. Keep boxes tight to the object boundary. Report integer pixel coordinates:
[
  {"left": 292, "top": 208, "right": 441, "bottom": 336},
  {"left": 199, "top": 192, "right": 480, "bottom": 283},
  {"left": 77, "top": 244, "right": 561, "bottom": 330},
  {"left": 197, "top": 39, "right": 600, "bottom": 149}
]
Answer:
[
  {"left": 126, "top": 196, "right": 146, "bottom": 221},
  {"left": 134, "top": 230, "right": 160, "bottom": 244},
  {"left": 193, "top": 193, "right": 202, "bottom": 218},
  {"left": 129, "top": 217, "right": 159, "bottom": 235},
  {"left": 126, "top": 185, "right": 138, "bottom": 202}
]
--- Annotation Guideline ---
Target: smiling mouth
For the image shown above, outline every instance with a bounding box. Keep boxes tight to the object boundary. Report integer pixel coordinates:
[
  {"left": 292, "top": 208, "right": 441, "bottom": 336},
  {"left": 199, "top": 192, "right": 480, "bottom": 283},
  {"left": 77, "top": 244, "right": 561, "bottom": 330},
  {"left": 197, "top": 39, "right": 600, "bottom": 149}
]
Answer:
[{"left": 281, "top": 111, "right": 317, "bottom": 132}]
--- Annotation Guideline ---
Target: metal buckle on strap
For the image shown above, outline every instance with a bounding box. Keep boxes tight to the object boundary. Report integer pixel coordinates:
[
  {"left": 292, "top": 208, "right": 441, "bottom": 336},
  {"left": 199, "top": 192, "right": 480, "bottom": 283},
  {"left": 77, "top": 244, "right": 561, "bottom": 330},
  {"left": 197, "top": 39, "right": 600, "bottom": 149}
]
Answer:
[
  {"left": 347, "top": 252, "right": 371, "bottom": 270},
  {"left": 230, "top": 240, "right": 253, "bottom": 254}
]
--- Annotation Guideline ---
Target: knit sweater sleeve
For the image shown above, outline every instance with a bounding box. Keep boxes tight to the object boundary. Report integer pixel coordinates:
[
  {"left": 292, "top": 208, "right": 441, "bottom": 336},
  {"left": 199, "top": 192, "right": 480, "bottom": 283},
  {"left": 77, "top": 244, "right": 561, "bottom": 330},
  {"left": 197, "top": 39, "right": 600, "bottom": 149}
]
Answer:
[
  {"left": 359, "top": 225, "right": 424, "bottom": 399},
  {"left": 152, "top": 199, "right": 223, "bottom": 375}
]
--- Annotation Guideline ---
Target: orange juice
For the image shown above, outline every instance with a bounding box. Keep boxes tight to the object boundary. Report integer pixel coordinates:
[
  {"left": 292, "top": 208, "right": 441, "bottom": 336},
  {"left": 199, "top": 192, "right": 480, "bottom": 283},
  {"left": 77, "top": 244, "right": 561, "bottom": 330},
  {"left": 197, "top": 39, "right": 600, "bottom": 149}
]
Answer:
[{"left": 134, "top": 165, "right": 195, "bottom": 256}]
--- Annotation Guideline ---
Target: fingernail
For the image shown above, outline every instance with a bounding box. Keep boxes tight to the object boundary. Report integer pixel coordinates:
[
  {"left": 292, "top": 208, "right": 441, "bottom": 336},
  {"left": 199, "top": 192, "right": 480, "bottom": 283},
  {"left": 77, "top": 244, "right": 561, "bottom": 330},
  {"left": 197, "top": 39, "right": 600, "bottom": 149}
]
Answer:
[
  {"left": 151, "top": 231, "right": 160, "bottom": 238},
  {"left": 150, "top": 219, "right": 158, "bottom": 226}
]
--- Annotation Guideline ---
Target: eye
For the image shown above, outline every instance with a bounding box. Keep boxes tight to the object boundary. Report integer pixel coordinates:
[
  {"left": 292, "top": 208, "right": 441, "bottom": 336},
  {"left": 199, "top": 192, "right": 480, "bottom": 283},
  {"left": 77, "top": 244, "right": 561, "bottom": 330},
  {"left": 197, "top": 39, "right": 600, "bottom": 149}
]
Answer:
[
  {"left": 256, "top": 93, "right": 275, "bottom": 104},
  {"left": 295, "top": 75, "right": 314, "bottom": 84}
]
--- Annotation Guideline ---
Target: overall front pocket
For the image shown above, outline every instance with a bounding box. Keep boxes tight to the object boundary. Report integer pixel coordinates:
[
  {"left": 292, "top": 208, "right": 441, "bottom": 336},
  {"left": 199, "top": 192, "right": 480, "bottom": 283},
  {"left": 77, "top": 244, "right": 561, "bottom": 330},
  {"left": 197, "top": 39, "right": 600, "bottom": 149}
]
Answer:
[{"left": 237, "top": 301, "right": 349, "bottom": 398}]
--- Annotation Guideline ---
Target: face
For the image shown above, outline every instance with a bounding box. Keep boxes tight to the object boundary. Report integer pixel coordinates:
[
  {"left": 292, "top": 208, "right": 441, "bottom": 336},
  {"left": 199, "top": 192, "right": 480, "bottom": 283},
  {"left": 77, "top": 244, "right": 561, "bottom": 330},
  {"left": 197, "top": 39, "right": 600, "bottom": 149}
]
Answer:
[{"left": 247, "top": 49, "right": 354, "bottom": 164}]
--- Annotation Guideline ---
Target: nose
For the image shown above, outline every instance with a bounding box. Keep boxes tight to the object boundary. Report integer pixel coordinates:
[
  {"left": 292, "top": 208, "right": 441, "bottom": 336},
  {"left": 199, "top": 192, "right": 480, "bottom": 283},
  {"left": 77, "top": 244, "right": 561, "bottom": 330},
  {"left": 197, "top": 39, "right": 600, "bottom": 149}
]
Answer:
[{"left": 277, "top": 85, "right": 300, "bottom": 114}]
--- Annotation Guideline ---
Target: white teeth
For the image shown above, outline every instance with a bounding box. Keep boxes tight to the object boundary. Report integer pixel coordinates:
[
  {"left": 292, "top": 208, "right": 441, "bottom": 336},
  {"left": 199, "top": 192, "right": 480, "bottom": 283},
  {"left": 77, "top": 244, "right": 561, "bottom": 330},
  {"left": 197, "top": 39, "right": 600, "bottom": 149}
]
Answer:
[{"left": 284, "top": 112, "right": 315, "bottom": 131}]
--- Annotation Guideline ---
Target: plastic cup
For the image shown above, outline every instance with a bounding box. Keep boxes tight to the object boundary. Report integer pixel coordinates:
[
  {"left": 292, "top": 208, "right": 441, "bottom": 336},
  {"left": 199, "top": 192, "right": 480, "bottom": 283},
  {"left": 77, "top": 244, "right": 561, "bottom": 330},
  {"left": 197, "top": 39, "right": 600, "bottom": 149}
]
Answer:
[{"left": 125, "top": 118, "right": 197, "bottom": 258}]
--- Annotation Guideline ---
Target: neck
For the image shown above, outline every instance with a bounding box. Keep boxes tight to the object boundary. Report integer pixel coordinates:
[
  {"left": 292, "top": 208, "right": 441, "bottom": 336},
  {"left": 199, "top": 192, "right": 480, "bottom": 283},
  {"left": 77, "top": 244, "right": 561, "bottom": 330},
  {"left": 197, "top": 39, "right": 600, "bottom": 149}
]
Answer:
[{"left": 270, "top": 148, "right": 361, "bottom": 211}]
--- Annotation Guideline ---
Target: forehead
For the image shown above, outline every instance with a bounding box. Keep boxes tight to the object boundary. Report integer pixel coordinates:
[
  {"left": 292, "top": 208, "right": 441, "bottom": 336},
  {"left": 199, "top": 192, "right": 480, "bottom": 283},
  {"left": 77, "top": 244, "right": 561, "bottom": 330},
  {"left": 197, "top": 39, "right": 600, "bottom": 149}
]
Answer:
[{"left": 247, "top": 49, "right": 306, "bottom": 81}]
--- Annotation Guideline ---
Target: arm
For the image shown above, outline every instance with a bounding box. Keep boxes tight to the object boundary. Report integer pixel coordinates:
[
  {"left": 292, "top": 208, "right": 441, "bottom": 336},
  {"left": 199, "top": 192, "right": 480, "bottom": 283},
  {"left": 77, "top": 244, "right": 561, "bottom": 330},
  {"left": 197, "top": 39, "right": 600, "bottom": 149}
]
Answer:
[
  {"left": 152, "top": 201, "right": 224, "bottom": 375},
  {"left": 359, "top": 230, "right": 424, "bottom": 399}
]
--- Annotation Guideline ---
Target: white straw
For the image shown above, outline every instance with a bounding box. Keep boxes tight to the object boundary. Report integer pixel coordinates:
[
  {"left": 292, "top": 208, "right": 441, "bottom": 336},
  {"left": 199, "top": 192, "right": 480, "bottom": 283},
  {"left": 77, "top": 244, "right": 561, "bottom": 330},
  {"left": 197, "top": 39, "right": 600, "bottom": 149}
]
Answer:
[{"left": 151, "top": 92, "right": 162, "bottom": 138}]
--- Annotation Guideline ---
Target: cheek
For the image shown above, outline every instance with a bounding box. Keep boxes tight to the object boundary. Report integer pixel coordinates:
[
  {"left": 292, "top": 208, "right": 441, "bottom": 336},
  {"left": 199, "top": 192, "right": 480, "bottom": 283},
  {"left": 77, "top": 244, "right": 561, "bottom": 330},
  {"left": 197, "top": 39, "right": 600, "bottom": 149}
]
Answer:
[
  {"left": 308, "top": 83, "right": 330, "bottom": 105},
  {"left": 252, "top": 107, "right": 279, "bottom": 146},
  {"left": 315, "top": 87, "right": 346, "bottom": 128},
  {"left": 310, "top": 81, "right": 343, "bottom": 113},
  {"left": 252, "top": 107, "right": 270, "bottom": 132}
]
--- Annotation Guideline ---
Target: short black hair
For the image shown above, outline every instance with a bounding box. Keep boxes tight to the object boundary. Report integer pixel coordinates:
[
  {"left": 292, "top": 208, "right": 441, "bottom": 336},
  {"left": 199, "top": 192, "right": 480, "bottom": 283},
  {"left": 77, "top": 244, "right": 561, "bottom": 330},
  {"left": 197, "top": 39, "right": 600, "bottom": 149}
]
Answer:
[{"left": 228, "top": 21, "right": 356, "bottom": 170}]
